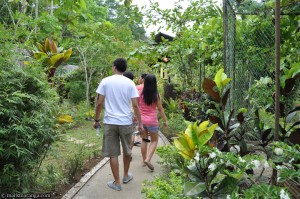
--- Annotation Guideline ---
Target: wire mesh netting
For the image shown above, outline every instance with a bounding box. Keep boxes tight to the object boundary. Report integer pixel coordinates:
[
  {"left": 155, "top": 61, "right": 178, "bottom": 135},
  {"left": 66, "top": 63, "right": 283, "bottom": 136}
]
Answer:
[
  {"left": 224, "top": 0, "right": 276, "bottom": 110},
  {"left": 223, "top": 0, "right": 300, "bottom": 140}
]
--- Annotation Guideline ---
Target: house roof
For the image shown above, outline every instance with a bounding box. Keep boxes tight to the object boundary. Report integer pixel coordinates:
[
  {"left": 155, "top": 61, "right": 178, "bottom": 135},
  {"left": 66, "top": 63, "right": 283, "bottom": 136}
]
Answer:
[{"left": 155, "top": 32, "right": 174, "bottom": 44}]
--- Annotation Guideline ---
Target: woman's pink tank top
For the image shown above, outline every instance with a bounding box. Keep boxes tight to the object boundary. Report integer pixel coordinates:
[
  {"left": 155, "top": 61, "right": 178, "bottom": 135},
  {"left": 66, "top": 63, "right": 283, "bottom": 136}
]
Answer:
[{"left": 137, "top": 84, "right": 158, "bottom": 126}]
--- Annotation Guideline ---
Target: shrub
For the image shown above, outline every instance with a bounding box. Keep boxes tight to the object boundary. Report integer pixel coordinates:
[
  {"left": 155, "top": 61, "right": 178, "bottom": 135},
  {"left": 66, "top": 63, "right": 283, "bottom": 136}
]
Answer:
[
  {"left": 142, "top": 171, "right": 190, "bottom": 199},
  {"left": 66, "top": 81, "right": 86, "bottom": 104},
  {"left": 0, "top": 66, "right": 59, "bottom": 192},
  {"left": 160, "top": 113, "right": 187, "bottom": 142}
]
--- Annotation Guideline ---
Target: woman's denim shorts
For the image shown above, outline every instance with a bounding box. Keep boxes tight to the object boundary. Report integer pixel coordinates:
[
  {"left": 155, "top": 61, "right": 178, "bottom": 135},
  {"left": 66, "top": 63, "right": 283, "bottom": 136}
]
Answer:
[{"left": 143, "top": 125, "right": 159, "bottom": 133}]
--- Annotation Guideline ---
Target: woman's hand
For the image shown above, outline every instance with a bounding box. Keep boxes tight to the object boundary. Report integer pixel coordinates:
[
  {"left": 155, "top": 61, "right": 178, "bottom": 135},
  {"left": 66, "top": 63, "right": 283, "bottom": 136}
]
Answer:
[{"left": 164, "top": 121, "right": 169, "bottom": 128}]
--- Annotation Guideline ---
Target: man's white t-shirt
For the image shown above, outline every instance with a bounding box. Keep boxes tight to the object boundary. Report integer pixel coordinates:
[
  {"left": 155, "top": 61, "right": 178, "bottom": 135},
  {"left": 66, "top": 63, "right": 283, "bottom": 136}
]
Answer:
[{"left": 96, "top": 74, "right": 139, "bottom": 125}]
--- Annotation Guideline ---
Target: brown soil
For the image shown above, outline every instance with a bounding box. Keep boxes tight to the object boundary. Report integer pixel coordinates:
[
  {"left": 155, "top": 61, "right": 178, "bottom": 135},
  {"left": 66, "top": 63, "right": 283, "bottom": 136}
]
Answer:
[{"left": 51, "top": 156, "right": 103, "bottom": 199}]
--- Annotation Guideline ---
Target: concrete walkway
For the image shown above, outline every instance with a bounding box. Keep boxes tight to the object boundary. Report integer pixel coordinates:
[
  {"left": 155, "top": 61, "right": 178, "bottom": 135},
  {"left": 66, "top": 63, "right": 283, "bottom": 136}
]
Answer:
[{"left": 62, "top": 132, "right": 170, "bottom": 199}]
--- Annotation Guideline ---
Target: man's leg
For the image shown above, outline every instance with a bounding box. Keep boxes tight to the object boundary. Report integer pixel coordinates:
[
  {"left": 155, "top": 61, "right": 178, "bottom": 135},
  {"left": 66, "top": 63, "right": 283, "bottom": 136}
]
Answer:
[
  {"left": 119, "top": 125, "right": 133, "bottom": 179},
  {"left": 123, "top": 154, "right": 131, "bottom": 177},
  {"left": 103, "top": 124, "right": 122, "bottom": 189},
  {"left": 110, "top": 157, "right": 120, "bottom": 184}
]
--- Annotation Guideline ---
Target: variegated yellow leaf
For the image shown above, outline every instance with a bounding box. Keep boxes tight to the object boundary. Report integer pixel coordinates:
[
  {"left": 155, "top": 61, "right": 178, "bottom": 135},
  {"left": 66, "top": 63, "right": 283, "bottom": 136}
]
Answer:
[
  {"left": 36, "top": 42, "right": 45, "bottom": 52},
  {"left": 215, "top": 68, "right": 224, "bottom": 89},
  {"left": 222, "top": 78, "right": 232, "bottom": 87},
  {"left": 183, "top": 133, "right": 195, "bottom": 150},
  {"left": 50, "top": 54, "right": 64, "bottom": 65},
  {"left": 184, "top": 124, "right": 193, "bottom": 137},
  {"left": 63, "top": 48, "right": 72, "bottom": 62},
  {"left": 57, "top": 114, "right": 73, "bottom": 124},
  {"left": 199, "top": 121, "right": 209, "bottom": 132},
  {"left": 45, "top": 38, "right": 51, "bottom": 52},
  {"left": 208, "top": 123, "right": 218, "bottom": 133},
  {"left": 179, "top": 151, "right": 193, "bottom": 160}
]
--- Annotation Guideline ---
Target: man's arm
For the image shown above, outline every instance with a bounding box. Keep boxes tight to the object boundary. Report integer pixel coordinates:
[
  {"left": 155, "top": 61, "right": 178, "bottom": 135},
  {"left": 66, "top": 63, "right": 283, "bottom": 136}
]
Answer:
[
  {"left": 93, "top": 94, "right": 105, "bottom": 128},
  {"left": 131, "top": 97, "right": 143, "bottom": 132}
]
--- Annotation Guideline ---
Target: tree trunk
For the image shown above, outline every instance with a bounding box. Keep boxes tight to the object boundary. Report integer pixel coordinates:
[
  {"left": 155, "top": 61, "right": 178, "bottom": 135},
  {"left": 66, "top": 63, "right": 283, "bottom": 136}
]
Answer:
[
  {"left": 50, "top": 0, "right": 54, "bottom": 16},
  {"left": 35, "top": 0, "right": 38, "bottom": 36},
  {"left": 77, "top": 48, "right": 91, "bottom": 118}
]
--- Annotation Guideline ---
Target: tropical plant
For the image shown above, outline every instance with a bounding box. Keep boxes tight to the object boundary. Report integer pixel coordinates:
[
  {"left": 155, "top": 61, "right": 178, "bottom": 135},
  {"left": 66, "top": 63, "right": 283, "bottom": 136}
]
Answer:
[
  {"left": 277, "top": 63, "right": 300, "bottom": 145},
  {"left": 164, "top": 98, "right": 179, "bottom": 119},
  {"left": 172, "top": 120, "right": 278, "bottom": 198},
  {"left": 174, "top": 121, "right": 218, "bottom": 160},
  {"left": 252, "top": 109, "right": 273, "bottom": 155},
  {"left": 202, "top": 69, "right": 250, "bottom": 153},
  {"left": 33, "top": 38, "right": 72, "bottom": 82}
]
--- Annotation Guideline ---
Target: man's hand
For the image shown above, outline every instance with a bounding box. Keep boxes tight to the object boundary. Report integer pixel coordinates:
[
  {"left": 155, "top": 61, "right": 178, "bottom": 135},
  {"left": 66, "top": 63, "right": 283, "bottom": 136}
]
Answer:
[
  {"left": 93, "top": 121, "right": 100, "bottom": 129},
  {"left": 138, "top": 123, "right": 144, "bottom": 132},
  {"left": 132, "top": 116, "right": 137, "bottom": 123}
]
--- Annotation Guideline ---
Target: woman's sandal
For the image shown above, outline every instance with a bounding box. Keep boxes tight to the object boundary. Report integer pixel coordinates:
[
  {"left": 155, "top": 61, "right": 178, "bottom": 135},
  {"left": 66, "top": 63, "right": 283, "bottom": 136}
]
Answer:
[{"left": 144, "top": 161, "right": 154, "bottom": 171}]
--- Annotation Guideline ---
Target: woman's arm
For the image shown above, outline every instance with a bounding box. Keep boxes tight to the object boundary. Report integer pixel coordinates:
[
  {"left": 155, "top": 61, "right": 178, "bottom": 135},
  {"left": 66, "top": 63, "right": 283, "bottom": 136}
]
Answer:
[{"left": 157, "top": 95, "right": 168, "bottom": 128}]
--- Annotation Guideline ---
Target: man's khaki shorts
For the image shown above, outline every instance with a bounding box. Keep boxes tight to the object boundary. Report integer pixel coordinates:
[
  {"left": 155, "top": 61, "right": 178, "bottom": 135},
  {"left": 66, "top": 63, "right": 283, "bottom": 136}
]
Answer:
[{"left": 102, "top": 124, "right": 132, "bottom": 157}]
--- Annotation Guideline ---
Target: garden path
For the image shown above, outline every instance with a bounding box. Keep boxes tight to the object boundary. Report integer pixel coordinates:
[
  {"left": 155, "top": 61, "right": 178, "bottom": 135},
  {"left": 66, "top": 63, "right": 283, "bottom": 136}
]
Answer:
[{"left": 62, "top": 132, "right": 169, "bottom": 199}]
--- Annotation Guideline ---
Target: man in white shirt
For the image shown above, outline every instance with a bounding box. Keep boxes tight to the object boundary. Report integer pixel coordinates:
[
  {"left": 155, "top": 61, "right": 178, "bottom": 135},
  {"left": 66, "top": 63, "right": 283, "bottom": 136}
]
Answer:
[{"left": 94, "top": 58, "right": 143, "bottom": 191}]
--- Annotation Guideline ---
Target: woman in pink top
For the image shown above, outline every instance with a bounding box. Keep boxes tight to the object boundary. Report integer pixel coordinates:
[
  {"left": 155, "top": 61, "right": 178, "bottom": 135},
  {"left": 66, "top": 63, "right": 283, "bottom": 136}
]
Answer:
[{"left": 139, "top": 74, "right": 168, "bottom": 171}]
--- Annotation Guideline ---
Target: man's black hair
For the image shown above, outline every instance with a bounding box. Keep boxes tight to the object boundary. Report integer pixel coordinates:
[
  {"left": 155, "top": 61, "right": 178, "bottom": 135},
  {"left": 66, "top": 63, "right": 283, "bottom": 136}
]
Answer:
[
  {"left": 123, "top": 71, "right": 134, "bottom": 80},
  {"left": 113, "top": 58, "right": 127, "bottom": 72},
  {"left": 141, "top": 73, "right": 147, "bottom": 79}
]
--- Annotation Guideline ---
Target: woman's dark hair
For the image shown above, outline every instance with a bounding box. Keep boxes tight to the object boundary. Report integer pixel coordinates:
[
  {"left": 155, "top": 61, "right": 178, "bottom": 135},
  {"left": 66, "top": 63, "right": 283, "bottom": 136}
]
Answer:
[
  {"left": 113, "top": 58, "right": 127, "bottom": 72},
  {"left": 123, "top": 71, "right": 134, "bottom": 80},
  {"left": 142, "top": 74, "right": 158, "bottom": 105}
]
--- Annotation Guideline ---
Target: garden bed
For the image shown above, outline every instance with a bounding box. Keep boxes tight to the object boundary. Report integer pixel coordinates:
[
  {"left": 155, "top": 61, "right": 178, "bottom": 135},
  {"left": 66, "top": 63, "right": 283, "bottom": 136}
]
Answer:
[
  {"left": 51, "top": 156, "right": 103, "bottom": 199},
  {"left": 36, "top": 120, "right": 103, "bottom": 198}
]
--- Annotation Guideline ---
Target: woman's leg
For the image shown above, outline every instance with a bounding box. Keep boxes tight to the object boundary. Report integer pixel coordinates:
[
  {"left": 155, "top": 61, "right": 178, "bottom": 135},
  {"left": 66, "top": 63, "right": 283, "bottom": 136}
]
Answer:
[
  {"left": 144, "top": 131, "right": 158, "bottom": 163},
  {"left": 140, "top": 130, "right": 149, "bottom": 163}
]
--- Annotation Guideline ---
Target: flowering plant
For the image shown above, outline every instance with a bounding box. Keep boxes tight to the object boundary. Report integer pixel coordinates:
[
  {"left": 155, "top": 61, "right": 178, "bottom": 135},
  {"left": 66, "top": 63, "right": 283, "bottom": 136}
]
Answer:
[{"left": 271, "top": 142, "right": 300, "bottom": 185}]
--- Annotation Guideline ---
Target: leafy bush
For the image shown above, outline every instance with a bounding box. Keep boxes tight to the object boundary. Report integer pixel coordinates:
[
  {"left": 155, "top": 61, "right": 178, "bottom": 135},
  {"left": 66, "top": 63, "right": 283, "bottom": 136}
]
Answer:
[
  {"left": 66, "top": 81, "right": 86, "bottom": 104},
  {"left": 246, "top": 77, "right": 273, "bottom": 111},
  {"left": 180, "top": 90, "right": 206, "bottom": 122},
  {"left": 160, "top": 113, "right": 187, "bottom": 142},
  {"left": 242, "top": 184, "right": 291, "bottom": 199},
  {"left": 156, "top": 145, "right": 183, "bottom": 169},
  {"left": 0, "top": 66, "right": 59, "bottom": 192},
  {"left": 163, "top": 82, "right": 179, "bottom": 101},
  {"left": 142, "top": 171, "right": 190, "bottom": 199}
]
